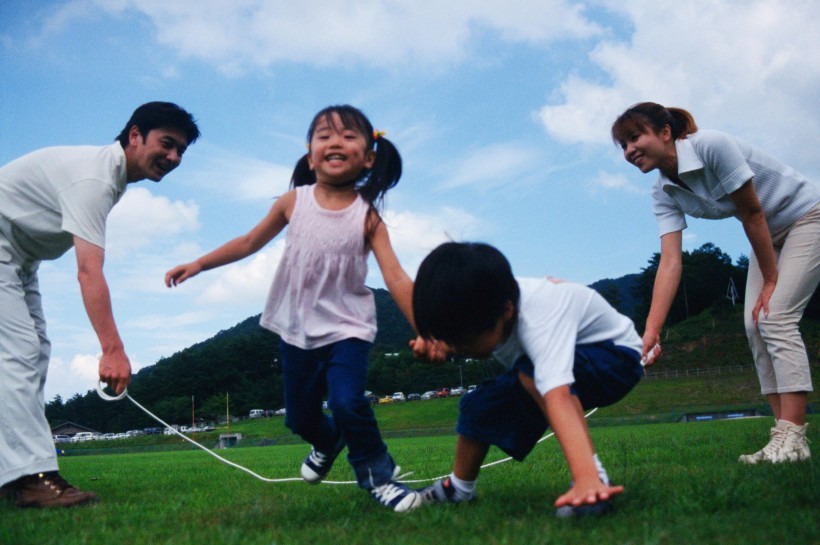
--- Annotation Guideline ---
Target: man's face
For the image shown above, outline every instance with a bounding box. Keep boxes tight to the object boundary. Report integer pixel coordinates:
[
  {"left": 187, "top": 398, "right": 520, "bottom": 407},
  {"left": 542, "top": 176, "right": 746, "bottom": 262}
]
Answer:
[{"left": 126, "top": 125, "right": 189, "bottom": 182}]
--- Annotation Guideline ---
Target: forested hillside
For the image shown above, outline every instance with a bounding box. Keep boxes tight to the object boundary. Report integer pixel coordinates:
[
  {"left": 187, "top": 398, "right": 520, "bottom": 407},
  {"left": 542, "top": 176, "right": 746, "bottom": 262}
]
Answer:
[{"left": 46, "top": 243, "right": 818, "bottom": 433}]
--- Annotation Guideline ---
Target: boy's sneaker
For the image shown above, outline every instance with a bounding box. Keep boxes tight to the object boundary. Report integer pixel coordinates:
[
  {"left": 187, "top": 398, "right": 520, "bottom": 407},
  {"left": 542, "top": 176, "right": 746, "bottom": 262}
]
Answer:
[
  {"left": 369, "top": 480, "right": 422, "bottom": 513},
  {"left": 300, "top": 437, "right": 345, "bottom": 484},
  {"left": 5, "top": 472, "right": 98, "bottom": 508},
  {"left": 739, "top": 420, "right": 810, "bottom": 464},
  {"left": 418, "top": 477, "right": 473, "bottom": 504},
  {"left": 555, "top": 500, "right": 613, "bottom": 519}
]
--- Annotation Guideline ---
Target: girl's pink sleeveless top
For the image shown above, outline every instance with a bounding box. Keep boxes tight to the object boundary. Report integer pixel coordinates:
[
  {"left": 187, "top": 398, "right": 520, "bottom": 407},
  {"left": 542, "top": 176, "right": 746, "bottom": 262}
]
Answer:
[{"left": 260, "top": 184, "right": 376, "bottom": 349}]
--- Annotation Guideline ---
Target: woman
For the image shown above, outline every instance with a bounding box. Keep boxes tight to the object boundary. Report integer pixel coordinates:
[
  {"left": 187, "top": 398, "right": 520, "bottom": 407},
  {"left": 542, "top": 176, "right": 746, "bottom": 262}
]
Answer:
[{"left": 611, "top": 102, "right": 819, "bottom": 464}]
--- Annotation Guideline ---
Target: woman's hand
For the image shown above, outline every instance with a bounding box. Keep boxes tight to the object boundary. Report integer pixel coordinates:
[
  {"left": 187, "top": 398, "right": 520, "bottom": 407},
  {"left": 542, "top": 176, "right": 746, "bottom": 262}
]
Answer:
[
  {"left": 641, "top": 330, "right": 661, "bottom": 366},
  {"left": 752, "top": 280, "right": 776, "bottom": 324}
]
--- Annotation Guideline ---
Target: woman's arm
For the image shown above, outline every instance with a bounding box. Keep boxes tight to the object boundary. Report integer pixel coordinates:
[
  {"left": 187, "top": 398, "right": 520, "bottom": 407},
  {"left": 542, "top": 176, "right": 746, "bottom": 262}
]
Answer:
[
  {"left": 731, "top": 179, "right": 777, "bottom": 322},
  {"left": 165, "top": 191, "right": 294, "bottom": 286},
  {"left": 643, "top": 230, "right": 683, "bottom": 363}
]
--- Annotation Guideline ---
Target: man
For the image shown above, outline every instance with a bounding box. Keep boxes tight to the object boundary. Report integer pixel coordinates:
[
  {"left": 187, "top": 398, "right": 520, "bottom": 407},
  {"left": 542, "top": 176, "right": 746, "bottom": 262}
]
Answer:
[{"left": 0, "top": 102, "right": 200, "bottom": 508}]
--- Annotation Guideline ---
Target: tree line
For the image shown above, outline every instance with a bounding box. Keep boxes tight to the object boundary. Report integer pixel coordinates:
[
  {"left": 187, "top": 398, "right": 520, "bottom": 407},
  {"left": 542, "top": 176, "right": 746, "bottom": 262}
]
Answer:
[{"left": 46, "top": 242, "right": 817, "bottom": 433}]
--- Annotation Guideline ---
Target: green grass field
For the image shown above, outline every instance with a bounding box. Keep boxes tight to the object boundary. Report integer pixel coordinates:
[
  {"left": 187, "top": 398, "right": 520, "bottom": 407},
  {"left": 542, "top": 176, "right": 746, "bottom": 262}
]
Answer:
[{"left": 2, "top": 391, "right": 818, "bottom": 545}]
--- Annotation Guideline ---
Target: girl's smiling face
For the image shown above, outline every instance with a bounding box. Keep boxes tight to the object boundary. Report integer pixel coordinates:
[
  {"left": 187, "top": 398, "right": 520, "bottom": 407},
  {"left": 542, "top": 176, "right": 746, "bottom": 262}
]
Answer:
[{"left": 307, "top": 112, "right": 375, "bottom": 186}]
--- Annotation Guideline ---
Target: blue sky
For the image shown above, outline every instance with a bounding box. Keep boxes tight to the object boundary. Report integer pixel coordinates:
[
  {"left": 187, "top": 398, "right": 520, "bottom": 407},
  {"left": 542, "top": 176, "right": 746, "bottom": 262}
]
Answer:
[{"left": 2, "top": 0, "right": 819, "bottom": 402}]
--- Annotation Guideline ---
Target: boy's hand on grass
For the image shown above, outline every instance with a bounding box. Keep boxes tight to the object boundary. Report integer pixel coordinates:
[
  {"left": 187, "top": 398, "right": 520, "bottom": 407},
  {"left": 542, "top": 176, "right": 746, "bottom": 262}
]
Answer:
[{"left": 554, "top": 477, "right": 624, "bottom": 508}]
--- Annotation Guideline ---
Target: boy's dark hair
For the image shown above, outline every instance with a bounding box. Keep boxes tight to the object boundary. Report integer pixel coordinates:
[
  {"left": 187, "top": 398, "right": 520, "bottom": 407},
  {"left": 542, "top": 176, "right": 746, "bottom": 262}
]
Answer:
[
  {"left": 290, "top": 104, "right": 402, "bottom": 210},
  {"left": 413, "top": 242, "right": 520, "bottom": 345},
  {"left": 115, "top": 101, "right": 200, "bottom": 147}
]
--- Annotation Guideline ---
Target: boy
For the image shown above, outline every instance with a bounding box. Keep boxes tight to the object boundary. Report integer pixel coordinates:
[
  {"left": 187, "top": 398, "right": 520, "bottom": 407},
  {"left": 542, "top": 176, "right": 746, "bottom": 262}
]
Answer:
[{"left": 410, "top": 242, "right": 645, "bottom": 516}]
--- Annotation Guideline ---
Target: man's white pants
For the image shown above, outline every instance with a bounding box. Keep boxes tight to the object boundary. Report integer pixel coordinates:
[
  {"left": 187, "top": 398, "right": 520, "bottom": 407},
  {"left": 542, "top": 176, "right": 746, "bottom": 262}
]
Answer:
[{"left": 0, "top": 233, "right": 58, "bottom": 487}]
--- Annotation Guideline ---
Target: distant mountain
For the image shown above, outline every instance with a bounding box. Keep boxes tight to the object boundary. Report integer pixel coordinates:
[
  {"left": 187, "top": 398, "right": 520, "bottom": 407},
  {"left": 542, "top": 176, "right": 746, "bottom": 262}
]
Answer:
[{"left": 589, "top": 273, "right": 641, "bottom": 321}]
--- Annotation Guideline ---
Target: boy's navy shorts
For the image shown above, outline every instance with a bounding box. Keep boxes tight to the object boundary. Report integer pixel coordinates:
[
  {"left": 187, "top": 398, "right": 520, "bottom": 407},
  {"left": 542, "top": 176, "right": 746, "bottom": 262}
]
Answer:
[{"left": 456, "top": 340, "right": 642, "bottom": 461}]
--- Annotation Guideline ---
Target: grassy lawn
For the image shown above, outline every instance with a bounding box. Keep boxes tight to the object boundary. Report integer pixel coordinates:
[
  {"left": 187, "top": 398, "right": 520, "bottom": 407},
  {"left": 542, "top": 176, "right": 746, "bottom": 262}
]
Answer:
[{"left": 2, "top": 415, "right": 817, "bottom": 545}]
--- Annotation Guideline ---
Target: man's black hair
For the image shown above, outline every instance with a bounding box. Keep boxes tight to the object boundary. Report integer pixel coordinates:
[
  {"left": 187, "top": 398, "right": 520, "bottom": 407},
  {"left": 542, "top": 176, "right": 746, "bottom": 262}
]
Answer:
[
  {"left": 413, "top": 242, "right": 519, "bottom": 344},
  {"left": 115, "top": 101, "right": 200, "bottom": 147}
]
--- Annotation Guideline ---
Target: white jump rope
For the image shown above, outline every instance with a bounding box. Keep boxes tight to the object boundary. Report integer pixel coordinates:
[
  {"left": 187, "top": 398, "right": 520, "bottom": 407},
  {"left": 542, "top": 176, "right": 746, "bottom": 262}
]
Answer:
[{"left": 96, "top": 345, "right": 657, "bottom": 486}]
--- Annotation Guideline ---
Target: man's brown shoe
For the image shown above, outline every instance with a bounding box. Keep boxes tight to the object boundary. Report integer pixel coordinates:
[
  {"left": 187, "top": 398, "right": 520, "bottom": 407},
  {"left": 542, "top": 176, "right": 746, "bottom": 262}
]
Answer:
[{"left": 8, "top": 472, "right": 98, "bottom": 508}]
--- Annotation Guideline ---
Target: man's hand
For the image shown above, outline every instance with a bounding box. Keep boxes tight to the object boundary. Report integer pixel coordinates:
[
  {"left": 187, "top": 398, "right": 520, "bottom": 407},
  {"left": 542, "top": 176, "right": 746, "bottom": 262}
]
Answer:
[{"left": 98, "top": 348, "right": 131, "bottom": 395}]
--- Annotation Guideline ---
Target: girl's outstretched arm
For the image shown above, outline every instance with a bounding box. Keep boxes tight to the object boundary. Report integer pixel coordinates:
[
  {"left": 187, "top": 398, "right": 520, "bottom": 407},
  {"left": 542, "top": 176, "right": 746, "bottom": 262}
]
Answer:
[
  {"left": 165, "top": 191, "right": 295, "bottom": 287},
  {"left": 368, "top": 210, "right": 415, "bottom": 330}
]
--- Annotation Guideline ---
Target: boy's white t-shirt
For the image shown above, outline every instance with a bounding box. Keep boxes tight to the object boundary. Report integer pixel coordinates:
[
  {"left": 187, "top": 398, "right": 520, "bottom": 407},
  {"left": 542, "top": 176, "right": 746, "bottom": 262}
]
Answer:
[{"left": 492, "top": 277, "right": 642, "bottom": 397}]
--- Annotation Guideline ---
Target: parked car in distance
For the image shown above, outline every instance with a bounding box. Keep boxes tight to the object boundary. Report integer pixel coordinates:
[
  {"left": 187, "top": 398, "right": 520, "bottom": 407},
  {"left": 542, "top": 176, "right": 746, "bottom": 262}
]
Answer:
[
  {"left": 274, "top": 408, "right": 287, "bottom": 416},
  {"left": 467, "top": 385, "right": 477, "bottom": 393},
  {"left": 249, "top": 409, "right": 264, "bottom": 419},
  {"left": 407, "top": 393, "right": 421, "bottom": 401},
  {"left": 102, "top": 433, "right": 117, "bottom": 440},
  {"left": 421, "top": 391, "right": 436, "bottom": 400},
  {"left": 52, "top": 434, "right": 71, "bottom": 444},
  {"left": 378, "top": 395, "right": 393, "bottom": 404},
  {"left": 450, "top": 386, "right": 465, "bottom": 396},
  {"left": 71, "top": 431, "right": 95, "bottom": 443},
  {"left": 435, "top": 388, "right": 450, "bottom": 398},
  {"left": 392, "top": 392, "right": 406, "bottom": 402}
]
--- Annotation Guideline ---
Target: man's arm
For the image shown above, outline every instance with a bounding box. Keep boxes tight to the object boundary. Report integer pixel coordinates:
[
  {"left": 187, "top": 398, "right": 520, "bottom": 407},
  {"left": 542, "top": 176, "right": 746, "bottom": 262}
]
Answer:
[{"left": 74, "top": 236, "right": 131, "bottom": 394}]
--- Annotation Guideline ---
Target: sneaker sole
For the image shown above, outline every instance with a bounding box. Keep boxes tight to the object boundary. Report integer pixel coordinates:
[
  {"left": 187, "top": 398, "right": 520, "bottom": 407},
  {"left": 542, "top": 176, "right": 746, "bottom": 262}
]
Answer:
[{"left": 554, "top": 500, "right": 613, "bottom": 519}]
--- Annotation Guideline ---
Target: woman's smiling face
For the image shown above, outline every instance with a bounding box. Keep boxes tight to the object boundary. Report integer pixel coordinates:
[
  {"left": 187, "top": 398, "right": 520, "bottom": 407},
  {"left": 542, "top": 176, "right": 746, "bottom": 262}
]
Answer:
[{"left": 619, "top": 124, "right": 673, "bottom": 174}]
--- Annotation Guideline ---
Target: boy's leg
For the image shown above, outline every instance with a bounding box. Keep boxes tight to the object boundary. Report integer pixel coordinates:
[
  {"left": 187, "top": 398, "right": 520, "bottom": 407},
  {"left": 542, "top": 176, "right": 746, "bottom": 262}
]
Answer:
[
  {"left": 421, "top": 363, "right": 547, "bottom": 504},
  {"left": 453, "top": 435, "right": 490, "bottom": 481}
]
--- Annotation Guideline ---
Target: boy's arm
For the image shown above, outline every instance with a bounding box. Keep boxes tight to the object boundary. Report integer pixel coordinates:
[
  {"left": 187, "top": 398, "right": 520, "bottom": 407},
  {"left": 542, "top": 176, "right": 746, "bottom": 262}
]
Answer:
[{"left": 544, "top": 385, "right": 624, "bottom": 507}]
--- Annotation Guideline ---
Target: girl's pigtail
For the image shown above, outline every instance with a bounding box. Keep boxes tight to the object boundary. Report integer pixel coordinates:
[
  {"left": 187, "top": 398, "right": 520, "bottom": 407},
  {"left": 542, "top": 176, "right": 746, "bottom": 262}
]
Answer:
[
  {"left": 290, "top": 155, "right": 315, "bottom": 188},
  {"left": 359, "top": 135, "right": 402, "bottom": 210}
]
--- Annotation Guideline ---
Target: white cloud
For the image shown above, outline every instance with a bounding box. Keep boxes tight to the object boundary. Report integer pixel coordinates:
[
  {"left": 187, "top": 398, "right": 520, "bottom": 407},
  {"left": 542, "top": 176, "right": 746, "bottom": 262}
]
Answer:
[
  {"left": 438, "top": 143, "right": 542, "bottom": 190},
  {"left": 538, "top": 0, "right": 820, "bottom": 171},
  {"left": 374, "top": 207, "right": 483, "bottom": 282},
  {"left": 197, "top": 239, "right": 286, "bottom": 306},
  {"left": 87, "top": 0, "right": 603, "bottom": 74},
  {"left": 192, "top": 150, "right": 294, "bottom": 202},
  {"left": 106, "top": 187, "right": 200, "bottom": 257},
  {"left": 588, "top": 170, "right": 643, "bottom": 195},
  {"left": 45, "top": 354, "right": 100, "bottom": 401}
]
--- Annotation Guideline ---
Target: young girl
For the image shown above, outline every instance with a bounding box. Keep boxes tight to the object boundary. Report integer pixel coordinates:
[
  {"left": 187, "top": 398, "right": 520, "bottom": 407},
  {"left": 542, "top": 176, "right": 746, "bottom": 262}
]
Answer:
[
  {"left": 165, "top": 105, "right": 421, "bottom": 512},
  {"left": 611, "top": 102, "right": 819, "bottom": 464}
]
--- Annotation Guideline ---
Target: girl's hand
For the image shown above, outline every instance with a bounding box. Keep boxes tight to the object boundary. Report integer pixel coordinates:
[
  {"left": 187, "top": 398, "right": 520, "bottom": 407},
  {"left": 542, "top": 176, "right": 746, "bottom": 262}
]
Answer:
[
  {"left": 752, "top": 280, "right": 776, "bottom": 324},
  {"left": 410, "top": 336, "right": 451, "bottom": 362},
  {"left": 554, "top": 476, "right": 624, "bottom": 508},
  {"left": 165, "top": 261, "right": 202, "bottom": 287}
]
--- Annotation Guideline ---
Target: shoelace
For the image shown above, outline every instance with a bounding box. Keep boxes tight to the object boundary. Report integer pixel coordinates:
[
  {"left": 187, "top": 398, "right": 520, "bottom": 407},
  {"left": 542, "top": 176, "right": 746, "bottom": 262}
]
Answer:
[
  {"left": 308, "top": 449, "right": 329, "bottom": 467},
  {"left": 371, "top": 482, "right": 410, "bottom": 505},
  {"left": 762, "top": 427, "right": 789, "bottom": 457}
]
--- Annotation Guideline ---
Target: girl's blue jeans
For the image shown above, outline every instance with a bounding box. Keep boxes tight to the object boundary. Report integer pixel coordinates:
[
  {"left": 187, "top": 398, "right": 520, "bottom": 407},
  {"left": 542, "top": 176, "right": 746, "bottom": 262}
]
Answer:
[{"left": 280, "top": 338, "right": 396, "bottom": 488}]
